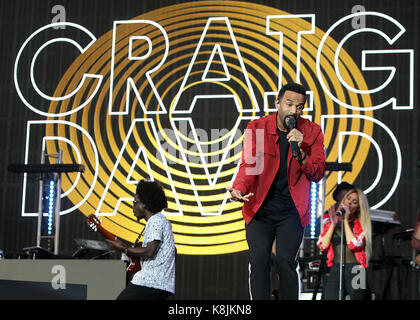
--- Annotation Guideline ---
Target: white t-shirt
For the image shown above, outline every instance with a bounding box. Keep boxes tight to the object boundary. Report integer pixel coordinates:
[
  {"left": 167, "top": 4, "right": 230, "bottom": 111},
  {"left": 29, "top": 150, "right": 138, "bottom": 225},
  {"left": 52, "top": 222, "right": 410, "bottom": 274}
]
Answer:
[{"left": 131, "top": 212, "right": 176, "bottom": 294}]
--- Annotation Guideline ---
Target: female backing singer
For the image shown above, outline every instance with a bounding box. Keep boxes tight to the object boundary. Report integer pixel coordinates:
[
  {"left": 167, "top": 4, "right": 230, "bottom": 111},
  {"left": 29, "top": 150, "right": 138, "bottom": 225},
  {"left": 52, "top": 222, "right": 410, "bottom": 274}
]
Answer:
[{"left": 317, "top": 188, "right": 372, "bottom": 300}]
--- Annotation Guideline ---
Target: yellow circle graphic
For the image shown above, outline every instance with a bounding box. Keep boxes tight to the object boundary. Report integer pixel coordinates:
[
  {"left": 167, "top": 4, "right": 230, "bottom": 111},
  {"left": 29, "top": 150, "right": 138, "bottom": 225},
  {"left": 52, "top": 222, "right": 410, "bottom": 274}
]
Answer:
[{"left": 46, "top": 1, "right": 373, "bottom": 255}]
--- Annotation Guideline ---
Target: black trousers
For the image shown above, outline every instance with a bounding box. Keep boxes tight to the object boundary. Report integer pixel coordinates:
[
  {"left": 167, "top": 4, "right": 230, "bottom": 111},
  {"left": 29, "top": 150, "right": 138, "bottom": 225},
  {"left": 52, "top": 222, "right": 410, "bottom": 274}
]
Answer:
[
  {"left": 323, "top": 263, "right": 370, "bottom": 300},
  {"left": 116, "top": 283, "right": 171, "bottom": 300},
  {"left": 245, "top": 208, "right": 304, "bottom": 300}
]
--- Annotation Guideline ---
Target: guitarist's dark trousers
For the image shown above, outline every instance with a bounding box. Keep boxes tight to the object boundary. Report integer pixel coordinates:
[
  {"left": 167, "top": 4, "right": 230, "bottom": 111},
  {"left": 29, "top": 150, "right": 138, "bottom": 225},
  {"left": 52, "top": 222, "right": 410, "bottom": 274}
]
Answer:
[
  {"left": 126, "top": 271, "right": 133, "bottom": 286},
  {"left": 117, "top": 283, "right": 171, "bottom": 300}
]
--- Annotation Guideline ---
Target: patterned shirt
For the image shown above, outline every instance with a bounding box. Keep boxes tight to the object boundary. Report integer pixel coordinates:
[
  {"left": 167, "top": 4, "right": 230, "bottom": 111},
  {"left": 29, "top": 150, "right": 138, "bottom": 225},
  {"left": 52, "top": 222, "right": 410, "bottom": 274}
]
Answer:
[{"left": 131, "top": 213, "right": 176, "bottom": 294}]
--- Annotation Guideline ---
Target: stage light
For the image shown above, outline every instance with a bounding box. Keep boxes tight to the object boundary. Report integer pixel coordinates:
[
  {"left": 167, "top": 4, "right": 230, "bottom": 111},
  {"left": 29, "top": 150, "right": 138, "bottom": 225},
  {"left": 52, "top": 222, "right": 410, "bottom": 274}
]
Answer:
[
  {"left": 47, "top": 180, "right": 55, "bottom": 235},
  {"left": 309, "top": 182, "right": 319, "bottom": 239}
]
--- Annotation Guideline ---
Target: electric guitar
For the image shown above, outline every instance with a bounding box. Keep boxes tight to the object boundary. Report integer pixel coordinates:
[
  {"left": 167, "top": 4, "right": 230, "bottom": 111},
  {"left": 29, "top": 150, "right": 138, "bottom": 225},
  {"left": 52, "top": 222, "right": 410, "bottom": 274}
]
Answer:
[{"left": 86, "top": 214, "right": 142, "bottom": 274}]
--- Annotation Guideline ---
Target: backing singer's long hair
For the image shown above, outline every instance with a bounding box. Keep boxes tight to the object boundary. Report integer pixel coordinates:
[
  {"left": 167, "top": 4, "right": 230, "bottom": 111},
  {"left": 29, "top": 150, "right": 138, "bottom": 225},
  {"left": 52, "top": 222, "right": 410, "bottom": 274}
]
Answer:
[{"left": 344, "top": 188, "right": 372, "bottom": 265}]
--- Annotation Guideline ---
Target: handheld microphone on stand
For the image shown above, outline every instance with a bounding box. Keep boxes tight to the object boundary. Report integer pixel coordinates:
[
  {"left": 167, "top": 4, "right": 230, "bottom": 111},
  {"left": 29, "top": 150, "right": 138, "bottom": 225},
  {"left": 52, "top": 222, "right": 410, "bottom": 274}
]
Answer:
[
  {"left": 286, "top": 117, "right": 299, "bottom": 158},
  {"left": 336, "top": 208, "right": 346, "bottom": 216}
]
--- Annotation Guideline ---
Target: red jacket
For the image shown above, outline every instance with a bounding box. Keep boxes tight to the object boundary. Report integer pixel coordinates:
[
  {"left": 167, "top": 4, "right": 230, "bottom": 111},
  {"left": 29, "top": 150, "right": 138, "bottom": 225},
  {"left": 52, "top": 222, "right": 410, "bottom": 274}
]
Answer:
[
  {"left": 317, "top": 213, "right": 368, "bottom": 268},
  {"left": 412, "top": 220, "right": 420, "bottom": 251},
  {"left": 232, "top": 112, "right": 325, "bottom": 227}
]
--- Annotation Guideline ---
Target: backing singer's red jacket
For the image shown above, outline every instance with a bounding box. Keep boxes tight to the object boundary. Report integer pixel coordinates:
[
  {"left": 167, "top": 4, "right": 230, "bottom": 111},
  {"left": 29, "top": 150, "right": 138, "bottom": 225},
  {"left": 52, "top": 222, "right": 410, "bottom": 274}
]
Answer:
[
  {"left": 232, "top": 112, "right": 325, "bottom": 227},
  {"left": 317, "top": 213, "right": 368, "bottom": 268}
]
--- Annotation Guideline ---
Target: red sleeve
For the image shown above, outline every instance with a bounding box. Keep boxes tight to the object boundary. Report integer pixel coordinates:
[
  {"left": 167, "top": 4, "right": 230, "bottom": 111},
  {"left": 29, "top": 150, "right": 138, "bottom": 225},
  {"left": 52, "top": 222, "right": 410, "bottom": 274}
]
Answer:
[
  {"left": 299, "top": 124, "right": 325, "bottom": 183},
  {"left": 232, "top": 121, "right": 259, "bottom": 195},
  {"left": 347, "top": 233, "right": 366, "bottom": 252},
  {"left": 347, "top": 219, "right": 366, "bottom": 252},
  {"left": 412, "top": 221, "right": 420, "bottom": 251},
  {"left": 412, "top": 237, "right": 420, "bottom": 251}
]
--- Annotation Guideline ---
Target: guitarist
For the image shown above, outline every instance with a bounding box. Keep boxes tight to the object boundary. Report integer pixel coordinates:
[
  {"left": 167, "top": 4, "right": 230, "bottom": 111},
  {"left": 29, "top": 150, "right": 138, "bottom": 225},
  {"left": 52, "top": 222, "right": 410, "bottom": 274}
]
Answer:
[{"left": 106, "top": 180, "right": 176, "bottom": 300}]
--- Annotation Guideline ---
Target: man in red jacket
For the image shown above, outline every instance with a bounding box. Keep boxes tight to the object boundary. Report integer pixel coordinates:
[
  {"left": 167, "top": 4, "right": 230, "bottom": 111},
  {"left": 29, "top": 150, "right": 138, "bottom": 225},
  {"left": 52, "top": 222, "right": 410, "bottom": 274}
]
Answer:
[{"left": 228, "top": 83, "right": 325, "bottom": 300}]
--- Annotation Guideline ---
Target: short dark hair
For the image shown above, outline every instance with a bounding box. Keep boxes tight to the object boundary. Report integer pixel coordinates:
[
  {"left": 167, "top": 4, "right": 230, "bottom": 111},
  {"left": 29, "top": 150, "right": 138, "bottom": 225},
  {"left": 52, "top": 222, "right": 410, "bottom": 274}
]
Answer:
[
  {"left": 277, "top": 83, "right": 307, "bottom": 101},
  {"left": 332, "top": 182, "right": 354, "bottom": 202},
  {"left": 136, "top": 180, "right": 167, "bottom": 213}
]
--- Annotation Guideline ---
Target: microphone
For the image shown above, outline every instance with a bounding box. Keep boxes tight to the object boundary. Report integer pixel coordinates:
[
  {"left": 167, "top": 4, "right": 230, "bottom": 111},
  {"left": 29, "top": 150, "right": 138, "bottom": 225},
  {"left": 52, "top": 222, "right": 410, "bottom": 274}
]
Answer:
[
  {"left": 286, "top": 117, "right": 299, "bottom": 158},
  {"left": 336, "top": 208, "right": 346, "bottom": 216}
]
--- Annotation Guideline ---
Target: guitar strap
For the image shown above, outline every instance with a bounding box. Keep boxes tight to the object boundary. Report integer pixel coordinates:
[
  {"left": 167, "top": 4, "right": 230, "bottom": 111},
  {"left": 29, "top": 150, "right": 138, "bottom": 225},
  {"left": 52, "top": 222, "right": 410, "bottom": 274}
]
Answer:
[{"left": 133, "top": 227, "right": 145, "bottom": 247}]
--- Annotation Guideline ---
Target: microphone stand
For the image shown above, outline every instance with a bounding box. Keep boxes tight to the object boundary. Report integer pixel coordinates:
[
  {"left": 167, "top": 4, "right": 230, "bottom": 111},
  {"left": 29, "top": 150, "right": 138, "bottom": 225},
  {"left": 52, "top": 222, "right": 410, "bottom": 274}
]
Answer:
[{"left": 339, "top": 214, "right": 344, "bottom": 300}]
